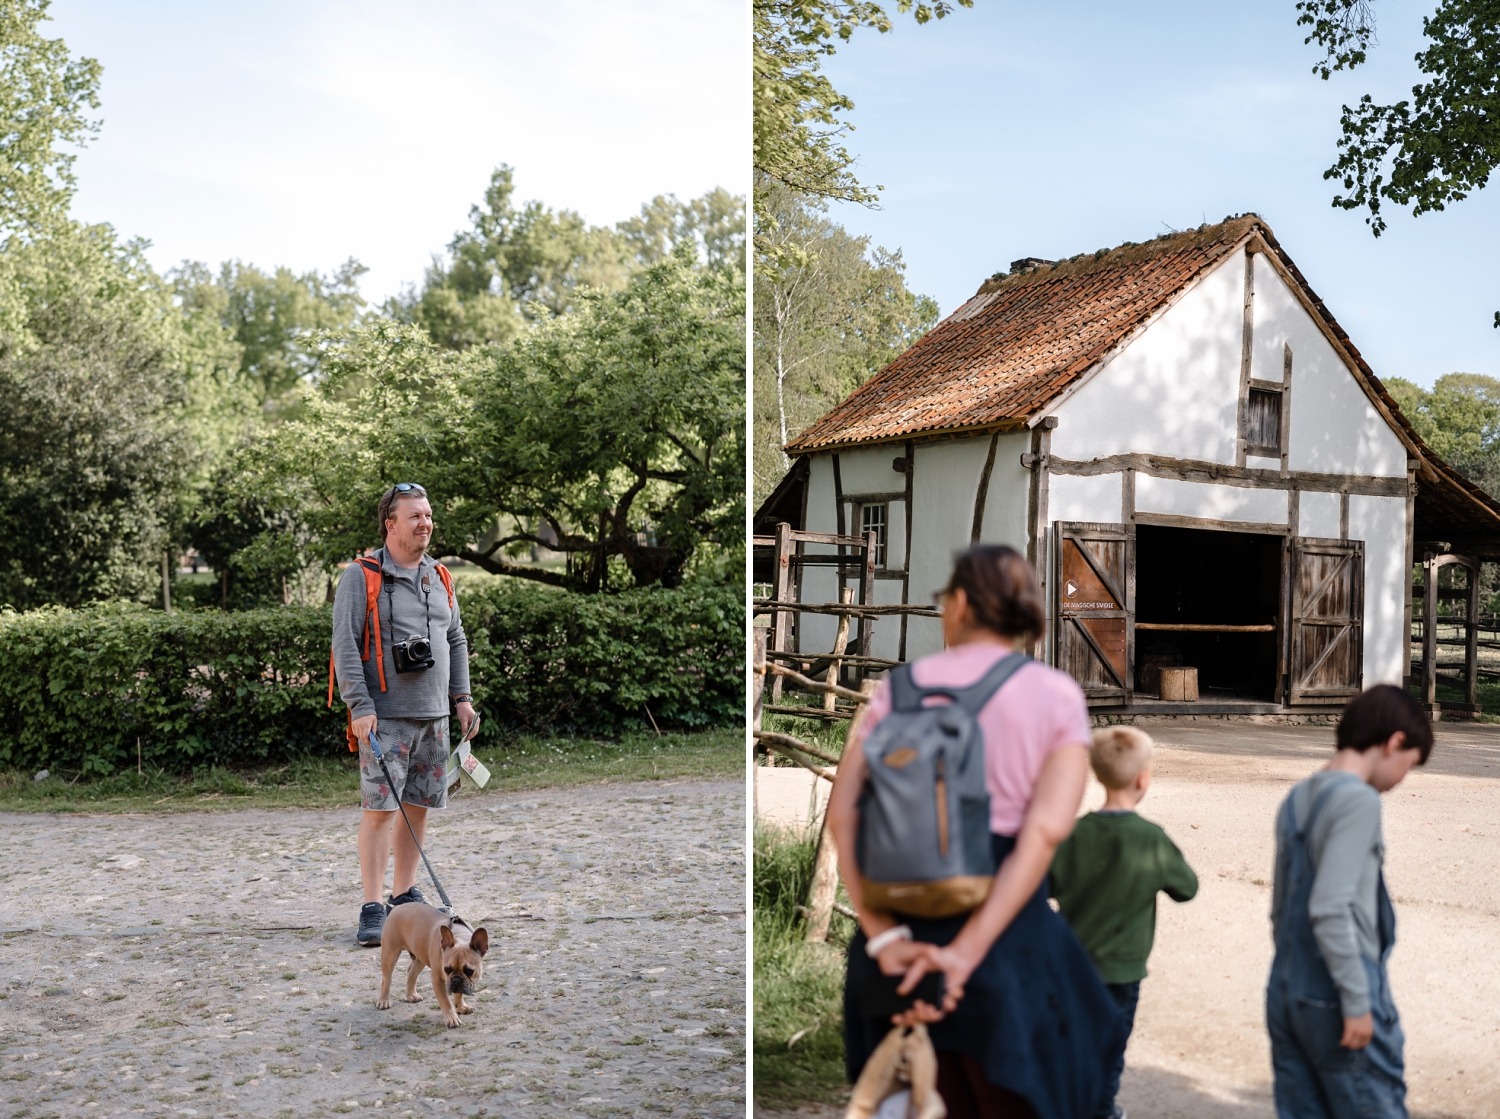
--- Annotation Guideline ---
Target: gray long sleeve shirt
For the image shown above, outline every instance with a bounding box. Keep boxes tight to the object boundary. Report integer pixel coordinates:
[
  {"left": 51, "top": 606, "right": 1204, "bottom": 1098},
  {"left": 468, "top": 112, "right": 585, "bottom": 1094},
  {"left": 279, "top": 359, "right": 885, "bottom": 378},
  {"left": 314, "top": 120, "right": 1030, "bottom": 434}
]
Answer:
[
  {"left": 331, "top": 549, "right": 471, "bottom": 721},
  {"left": 1271, "top": 769, "right": 1385, "bottom": 1018}
]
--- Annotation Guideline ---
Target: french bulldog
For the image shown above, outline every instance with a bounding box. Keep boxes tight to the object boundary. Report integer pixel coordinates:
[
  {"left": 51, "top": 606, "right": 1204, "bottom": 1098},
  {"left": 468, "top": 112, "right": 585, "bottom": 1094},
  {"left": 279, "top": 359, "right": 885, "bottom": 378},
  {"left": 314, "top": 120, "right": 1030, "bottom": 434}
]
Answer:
[{"left": 376, "top": 902, "right": 489, "bottom": 1027}]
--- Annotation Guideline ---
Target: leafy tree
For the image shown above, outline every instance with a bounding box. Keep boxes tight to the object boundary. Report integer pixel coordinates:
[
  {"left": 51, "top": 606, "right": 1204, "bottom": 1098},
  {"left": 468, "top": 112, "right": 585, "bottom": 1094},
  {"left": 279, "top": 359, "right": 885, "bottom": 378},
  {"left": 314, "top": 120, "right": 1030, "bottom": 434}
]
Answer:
[
  {"left": 0, "top": 223, "right": 193, "bottom": 608},
  {"left": 393, "top": 168, "right": 744, "bottom": 351},
  {"left": 232, "top": 251, "right": 744, "bottom": 592},
  {"left": 753, "top": 0, "right": 972, "bottom": 266},
  {"left": 618, "top": 188, "right": 746, "bottom": 273},
  {"left": 1297, "top": 1, "right": 1500, "bottom": 289},
  {"left": 389, "top": 165, "right": 631, "bottom": 350},
  {"left": 170, "top": 257, "right": 367, "bottom": 411},
  {"left": 753, "top": 185, "right": 938, "bottom": 503},
  {"left": 0, "top": 0, "right": 100, "bottom": 237},
  {"left": 1386, "top": 372, "right": 1500, "bottom": 493}
]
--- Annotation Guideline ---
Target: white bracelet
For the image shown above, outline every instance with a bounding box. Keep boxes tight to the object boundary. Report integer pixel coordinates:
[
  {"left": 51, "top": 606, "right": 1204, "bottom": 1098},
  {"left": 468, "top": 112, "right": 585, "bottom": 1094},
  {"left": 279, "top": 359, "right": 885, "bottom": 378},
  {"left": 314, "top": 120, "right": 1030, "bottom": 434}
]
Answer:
[{"left": 865, "top": 924, "right": 913, "bottom": 958}]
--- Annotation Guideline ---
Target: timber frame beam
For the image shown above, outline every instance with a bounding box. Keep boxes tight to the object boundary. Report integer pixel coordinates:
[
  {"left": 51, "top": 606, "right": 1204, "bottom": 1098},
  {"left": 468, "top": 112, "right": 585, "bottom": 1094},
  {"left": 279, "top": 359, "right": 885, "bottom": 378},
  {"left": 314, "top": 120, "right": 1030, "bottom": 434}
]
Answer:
[{"left": 1047, "top": 452, "right": 1406, "bottom": 497}]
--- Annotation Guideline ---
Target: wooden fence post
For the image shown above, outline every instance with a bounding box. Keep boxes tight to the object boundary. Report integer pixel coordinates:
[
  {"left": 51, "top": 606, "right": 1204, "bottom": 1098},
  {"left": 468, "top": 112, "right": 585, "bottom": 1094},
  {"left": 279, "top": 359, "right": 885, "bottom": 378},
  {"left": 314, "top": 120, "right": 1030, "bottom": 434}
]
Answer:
[
  {"left": 771, "top": 522, "right": 794, "bottom": 702},
  {"left": 823, "top": 587, "right": 853, "bottom": 713},
  {"left": 805, "top": 678, "right": 876, "bottom": 943}
]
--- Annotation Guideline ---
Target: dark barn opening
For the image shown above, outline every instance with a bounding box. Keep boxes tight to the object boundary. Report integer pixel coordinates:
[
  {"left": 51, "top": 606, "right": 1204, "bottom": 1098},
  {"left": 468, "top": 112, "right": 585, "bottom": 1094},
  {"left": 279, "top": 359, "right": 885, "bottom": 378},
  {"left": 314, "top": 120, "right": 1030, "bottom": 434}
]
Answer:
[{"left": 1135, "top": 525, "right": 1283, "bottom": 701}]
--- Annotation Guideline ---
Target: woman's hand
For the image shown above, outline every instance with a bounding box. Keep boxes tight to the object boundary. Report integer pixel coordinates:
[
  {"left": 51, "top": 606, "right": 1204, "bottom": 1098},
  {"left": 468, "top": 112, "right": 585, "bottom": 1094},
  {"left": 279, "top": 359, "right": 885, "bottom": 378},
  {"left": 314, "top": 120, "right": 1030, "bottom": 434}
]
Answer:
[
  {"left": 874, "top": 937, "right": 925, "bottom": 977},
  {"left": 888, "top": 941, "right": 981, "bottom": 1025}
]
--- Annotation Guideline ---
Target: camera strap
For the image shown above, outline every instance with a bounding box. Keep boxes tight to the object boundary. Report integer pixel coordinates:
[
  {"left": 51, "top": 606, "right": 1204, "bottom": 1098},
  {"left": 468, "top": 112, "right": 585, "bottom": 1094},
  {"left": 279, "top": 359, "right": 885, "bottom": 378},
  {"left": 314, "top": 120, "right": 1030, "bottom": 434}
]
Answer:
[{"left": 380, "top": 550, "right": 432, "bottom": 644}]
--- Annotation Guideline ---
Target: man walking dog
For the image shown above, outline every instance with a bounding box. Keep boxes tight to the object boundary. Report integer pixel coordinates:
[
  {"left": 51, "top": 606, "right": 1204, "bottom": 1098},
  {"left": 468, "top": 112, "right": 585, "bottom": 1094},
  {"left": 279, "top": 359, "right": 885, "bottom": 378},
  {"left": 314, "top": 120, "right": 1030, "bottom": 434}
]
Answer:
[{"left": 331, "top": 483, "right": 477, "bottom": 946}]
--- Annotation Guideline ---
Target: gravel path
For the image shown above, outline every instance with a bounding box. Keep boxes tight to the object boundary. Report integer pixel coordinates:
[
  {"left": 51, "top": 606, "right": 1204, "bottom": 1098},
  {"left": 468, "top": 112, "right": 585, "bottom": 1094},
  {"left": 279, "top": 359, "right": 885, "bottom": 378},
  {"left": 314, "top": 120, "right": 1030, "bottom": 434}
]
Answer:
[
  {"left": 0, "top": 778, "right": 744, "bottom": 1118},
  {"left": 755, "top": 721, "right": 1500, "bottom": 1119}
]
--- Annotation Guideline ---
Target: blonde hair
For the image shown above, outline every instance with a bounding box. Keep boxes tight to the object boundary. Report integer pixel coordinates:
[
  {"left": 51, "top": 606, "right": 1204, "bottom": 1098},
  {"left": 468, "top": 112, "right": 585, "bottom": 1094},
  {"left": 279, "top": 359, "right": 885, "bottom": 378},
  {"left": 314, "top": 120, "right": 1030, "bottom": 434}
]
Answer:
[{"left": 1089, "top": 726, "right": 1154, "bottom": 789}]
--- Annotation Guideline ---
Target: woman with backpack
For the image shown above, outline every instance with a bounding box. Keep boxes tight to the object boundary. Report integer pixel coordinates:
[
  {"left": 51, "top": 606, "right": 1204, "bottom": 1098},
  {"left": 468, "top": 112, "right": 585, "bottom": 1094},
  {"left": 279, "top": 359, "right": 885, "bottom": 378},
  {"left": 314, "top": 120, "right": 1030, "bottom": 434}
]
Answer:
[{"left": 826, "top": 544, "right": 1123, "bottom": 1119}]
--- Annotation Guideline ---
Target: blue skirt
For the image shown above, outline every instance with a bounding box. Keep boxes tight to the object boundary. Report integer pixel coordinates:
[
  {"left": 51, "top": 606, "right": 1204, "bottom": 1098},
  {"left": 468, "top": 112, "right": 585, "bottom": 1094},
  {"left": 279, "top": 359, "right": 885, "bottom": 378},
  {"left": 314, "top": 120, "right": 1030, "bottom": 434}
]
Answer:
[{"left": 845, "top": 835, "right": 1126, "bottom": 1119}]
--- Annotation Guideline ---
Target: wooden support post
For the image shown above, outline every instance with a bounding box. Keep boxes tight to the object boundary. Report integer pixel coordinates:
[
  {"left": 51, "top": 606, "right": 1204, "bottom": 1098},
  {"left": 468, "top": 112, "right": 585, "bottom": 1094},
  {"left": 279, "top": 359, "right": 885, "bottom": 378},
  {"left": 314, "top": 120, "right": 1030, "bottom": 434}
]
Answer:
[
  {"left": 771, "top": 522, "right": 794, "bottom": 703},
  {"left": 824, "top": 588, "right": 853, "bottom": 712},
  {"left": 858, "top": 530, "right": 877, "bottom": 666},
  {"left": 1466, "top": 561, "right": 1480, "bottom": 711},
  {"left": 805, "top": 679, "right": 876, "bottom": 944},
  {"left": 753, "top": 627, "right": 768, "bottom": 736},
  {"left": 1423, "top": 554, "right": 1439, "bottom": 712},
  {"left": 753, "top": 626, "right": 766, "bottom": 821}
]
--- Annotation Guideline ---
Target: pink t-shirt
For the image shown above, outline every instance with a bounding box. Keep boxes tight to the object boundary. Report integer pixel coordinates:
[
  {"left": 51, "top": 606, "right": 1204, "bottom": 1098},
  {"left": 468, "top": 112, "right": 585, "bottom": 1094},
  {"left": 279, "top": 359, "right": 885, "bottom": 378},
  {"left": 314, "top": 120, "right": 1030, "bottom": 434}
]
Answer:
[{"left": 861, "top": 644, "right": 1092, "bottom": 835}]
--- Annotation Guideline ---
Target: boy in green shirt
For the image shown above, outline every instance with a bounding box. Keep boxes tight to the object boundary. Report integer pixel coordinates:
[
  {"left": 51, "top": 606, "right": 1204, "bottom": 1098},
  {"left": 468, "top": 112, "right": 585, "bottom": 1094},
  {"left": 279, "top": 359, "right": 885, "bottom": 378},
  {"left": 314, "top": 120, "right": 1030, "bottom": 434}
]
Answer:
[{"left": 1050, "top": 726, "right": 1199, "bottom": 1119}]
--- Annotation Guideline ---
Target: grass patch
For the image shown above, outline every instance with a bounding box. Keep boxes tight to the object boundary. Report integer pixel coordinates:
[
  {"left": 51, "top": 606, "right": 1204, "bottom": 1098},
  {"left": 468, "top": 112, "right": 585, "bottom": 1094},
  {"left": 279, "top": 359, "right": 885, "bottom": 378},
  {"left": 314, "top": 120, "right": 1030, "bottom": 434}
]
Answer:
[
  {"left": 753, "top": 822, "right": 852, "bottom": 1112},
  {"left": 0, "top": 727, "right": 739, "bottom": 813}
]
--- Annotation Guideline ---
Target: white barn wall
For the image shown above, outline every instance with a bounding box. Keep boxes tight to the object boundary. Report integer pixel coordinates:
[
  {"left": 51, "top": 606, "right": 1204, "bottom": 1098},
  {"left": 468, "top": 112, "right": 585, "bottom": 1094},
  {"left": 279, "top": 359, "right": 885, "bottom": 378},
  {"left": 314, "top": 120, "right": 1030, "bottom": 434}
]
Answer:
[
  {"left": 1350, "top": 494, "right": 1409, "bottom": 685},
  {"left": 1050, "top": 473, "right": 1124, "bottom": 525},
  {"left": 1136, "top": 476, "right": 1289, "bottom": 526},
  {"left": 1051, "top": 253, "right": 1244, "bottom": 465},
  {"left": 839, "top": 447, "right": 905, "bottom": 494},
  {"left": 1299, "top": 491, "right": 1343, "bottom": 539},
  {"left": 1251, "top": 253, "right": 1405, "bottom": 479},
  {"left": 979, "top": 432, "right": 1032, "bottom": 551},
  {"left": 903, "top": 440, "right": 999, "bottom": 660}
]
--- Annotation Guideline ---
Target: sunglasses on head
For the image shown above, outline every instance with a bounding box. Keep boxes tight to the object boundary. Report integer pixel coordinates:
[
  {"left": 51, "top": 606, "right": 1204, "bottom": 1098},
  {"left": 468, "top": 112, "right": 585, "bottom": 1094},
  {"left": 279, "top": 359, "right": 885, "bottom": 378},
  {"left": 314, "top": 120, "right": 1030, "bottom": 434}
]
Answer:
[{"left": 390, "top": 483, "right": 426, "bottom": 495}]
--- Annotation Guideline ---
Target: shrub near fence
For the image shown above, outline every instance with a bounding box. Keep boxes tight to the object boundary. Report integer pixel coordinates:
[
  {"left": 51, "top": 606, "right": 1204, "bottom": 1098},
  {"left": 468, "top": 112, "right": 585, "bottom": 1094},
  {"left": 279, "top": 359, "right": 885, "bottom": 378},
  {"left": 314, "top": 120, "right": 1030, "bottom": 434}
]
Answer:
[{"left": 0, "top": 582, "right": 743, "bottom": 775}]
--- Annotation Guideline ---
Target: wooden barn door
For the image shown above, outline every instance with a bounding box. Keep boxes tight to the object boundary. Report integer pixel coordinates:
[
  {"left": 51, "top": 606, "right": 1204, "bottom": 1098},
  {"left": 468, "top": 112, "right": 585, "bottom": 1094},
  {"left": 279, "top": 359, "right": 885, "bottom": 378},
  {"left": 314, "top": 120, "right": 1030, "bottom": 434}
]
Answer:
[
  {"left": 1054, "top": 522, "right": 1133, "bottom": 704},
  {"left": 1287, "top": 537, "right": 1363, "bottom": 703}
]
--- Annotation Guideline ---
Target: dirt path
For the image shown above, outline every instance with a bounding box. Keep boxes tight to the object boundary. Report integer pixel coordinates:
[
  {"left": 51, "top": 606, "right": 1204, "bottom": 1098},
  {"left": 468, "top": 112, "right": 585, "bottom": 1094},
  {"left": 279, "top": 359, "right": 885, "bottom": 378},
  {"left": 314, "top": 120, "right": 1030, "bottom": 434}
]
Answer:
[
  {"left": 0, "top": 778, "right": 744, "bottom": 1118},
  {"left": 757, "top": 720, "right": 1500, "bottom": 1119}
]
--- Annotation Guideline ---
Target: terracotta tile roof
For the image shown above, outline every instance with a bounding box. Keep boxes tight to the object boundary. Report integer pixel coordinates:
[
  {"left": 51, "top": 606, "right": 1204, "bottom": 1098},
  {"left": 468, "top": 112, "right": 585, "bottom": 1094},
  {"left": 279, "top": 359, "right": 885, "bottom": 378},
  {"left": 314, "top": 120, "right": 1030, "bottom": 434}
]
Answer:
[
  {"left": 779, "top": 212, "right": 1500, "bottom": 551},
  {"left": 785, "top": 216, "right": 1263, "bottom": 454}
]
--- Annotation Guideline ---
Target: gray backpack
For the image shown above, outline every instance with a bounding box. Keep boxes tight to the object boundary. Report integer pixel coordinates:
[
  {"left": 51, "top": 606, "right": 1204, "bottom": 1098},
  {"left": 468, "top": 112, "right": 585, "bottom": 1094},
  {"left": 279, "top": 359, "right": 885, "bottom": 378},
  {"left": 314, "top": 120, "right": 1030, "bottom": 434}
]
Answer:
[{"left": 856, "top": 652, "right": 1029, "bottom": 918}]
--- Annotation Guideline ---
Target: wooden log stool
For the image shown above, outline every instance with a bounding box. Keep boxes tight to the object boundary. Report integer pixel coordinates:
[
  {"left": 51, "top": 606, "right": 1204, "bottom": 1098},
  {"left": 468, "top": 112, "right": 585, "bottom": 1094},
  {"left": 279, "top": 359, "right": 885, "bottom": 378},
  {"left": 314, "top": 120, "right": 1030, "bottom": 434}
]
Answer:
[{"left": 1160, "top": 666, "right": 1199, "bottom": 702}]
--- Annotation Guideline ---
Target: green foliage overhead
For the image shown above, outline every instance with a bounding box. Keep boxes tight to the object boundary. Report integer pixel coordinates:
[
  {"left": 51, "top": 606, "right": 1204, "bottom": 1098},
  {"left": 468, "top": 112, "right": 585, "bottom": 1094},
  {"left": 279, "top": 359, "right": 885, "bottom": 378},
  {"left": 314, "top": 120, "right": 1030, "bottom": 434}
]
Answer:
[
  {"left": 391, "top": 166, "right": 746, "bottom": 351},
  {"left": 171, "top": 257, "right": 368, "bottom": 411},
  {"left": 0, "top": 0, "right": 100, "bottom": 236},
  {"left": 753, "top": 0, "right": 973, "bottom": 267},
  {"left": 1298, "top": 0, "right": 1500, "bottom": 319},
  {"left": 753, "top": 185, "right": 938, "bottom": 504},
  {"left": 226, "top": 251, "right": 745, "bottom": 592},
  {"left": 0, "top": 581, "right": 743, "bottom": 774}
]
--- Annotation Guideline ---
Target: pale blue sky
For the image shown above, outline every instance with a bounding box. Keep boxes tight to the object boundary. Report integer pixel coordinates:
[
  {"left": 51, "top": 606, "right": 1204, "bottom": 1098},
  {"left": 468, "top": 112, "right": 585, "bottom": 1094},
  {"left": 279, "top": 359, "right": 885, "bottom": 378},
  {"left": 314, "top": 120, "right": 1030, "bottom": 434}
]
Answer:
[
  {"left": 46, "top": 0, "right": 747, "bottom": 304},
  {"left": 820, "top": 2, "right": 1500, "bottom": 390}
]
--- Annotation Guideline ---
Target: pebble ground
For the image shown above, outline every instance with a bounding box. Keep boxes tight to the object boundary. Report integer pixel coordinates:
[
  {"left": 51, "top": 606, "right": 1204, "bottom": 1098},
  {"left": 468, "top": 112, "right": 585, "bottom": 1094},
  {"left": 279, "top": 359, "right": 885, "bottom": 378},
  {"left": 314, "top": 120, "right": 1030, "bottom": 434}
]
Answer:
[{"left": 0, "top": 778, "right": 745, "bottom": 1118}]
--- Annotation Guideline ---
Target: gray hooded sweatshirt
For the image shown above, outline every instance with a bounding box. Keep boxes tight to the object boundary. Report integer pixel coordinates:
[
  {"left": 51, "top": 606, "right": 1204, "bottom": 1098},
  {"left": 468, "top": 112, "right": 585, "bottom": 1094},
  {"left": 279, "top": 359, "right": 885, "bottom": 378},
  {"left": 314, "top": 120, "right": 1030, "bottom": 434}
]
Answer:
[{"left": 331, "top": 549, "right": 472, "bottom": 721}]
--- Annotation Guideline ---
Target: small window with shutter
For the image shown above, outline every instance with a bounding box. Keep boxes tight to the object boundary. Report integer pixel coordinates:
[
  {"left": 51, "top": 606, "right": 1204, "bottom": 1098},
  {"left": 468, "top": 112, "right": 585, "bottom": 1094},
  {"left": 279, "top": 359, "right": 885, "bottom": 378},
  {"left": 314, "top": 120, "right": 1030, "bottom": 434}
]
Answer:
[{"left": 1245, "top": 386, "right": 1283, "bottom": 457}]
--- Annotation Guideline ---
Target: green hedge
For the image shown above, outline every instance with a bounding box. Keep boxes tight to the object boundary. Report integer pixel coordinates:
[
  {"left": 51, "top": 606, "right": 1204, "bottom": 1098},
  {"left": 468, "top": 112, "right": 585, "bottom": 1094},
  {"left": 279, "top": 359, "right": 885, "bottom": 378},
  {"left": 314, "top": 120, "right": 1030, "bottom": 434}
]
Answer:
[{"left": 0, "top": 582, "right": 743, "bottom": 774}]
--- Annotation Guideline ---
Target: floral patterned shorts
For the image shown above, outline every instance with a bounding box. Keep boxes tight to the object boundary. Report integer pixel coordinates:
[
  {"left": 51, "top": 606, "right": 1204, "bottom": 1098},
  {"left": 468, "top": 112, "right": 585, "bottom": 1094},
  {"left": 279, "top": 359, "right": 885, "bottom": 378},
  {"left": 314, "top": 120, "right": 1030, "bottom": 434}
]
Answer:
[{"left": 359, "top": 716, "right": 450, "bottom": 811}]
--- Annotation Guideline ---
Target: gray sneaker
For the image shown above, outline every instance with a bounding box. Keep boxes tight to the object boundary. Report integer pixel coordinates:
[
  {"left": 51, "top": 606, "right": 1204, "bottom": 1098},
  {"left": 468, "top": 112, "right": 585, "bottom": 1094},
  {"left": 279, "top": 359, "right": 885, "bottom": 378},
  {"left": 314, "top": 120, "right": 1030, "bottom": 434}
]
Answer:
[{"left": 356, "top": 901, "right": 385, "bottom": 946}]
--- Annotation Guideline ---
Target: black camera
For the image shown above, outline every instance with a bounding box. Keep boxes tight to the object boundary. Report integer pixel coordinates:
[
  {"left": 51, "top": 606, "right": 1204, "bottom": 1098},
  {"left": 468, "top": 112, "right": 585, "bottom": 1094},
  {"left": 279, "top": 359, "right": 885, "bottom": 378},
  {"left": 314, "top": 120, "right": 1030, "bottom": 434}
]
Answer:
[{"left": 392, "top": 633, "right": 434, "bottom": 673}]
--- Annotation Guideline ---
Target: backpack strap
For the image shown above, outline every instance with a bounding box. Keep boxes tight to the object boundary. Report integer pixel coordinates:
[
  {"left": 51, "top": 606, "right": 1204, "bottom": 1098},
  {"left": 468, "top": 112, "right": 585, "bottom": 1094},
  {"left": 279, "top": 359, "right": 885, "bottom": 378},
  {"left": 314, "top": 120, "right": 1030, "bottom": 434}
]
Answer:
[
  {"left": 950, "top": 652, "right": 1031, "bottom": 717},
  {"left": 887, "top": 663, "right": 923, "bottom": 712},
  {"left": 886, "top": 652, "right": 1030, "bottom": 715},
  {"left": 326, "top": 555, "right": 389, "bottom": 711},
  {"left": 434, "top": 562, "right": 455, "bottom": 609}
]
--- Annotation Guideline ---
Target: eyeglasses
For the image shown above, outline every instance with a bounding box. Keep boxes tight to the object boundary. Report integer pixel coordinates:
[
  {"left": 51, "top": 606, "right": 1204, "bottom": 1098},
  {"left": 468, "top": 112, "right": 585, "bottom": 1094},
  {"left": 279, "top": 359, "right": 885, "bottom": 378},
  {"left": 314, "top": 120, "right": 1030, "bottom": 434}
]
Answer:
[{"left": 930, "top": 588, "right": 951, "bottom": 607}]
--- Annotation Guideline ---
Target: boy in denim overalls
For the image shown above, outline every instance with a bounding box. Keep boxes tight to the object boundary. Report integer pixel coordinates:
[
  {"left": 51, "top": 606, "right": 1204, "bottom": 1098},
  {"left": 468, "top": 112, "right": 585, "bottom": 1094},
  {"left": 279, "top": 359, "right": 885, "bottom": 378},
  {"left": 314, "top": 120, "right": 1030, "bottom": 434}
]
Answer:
[{"left": 1266, "top": 684, "right": 1433, "bottom": 1119}]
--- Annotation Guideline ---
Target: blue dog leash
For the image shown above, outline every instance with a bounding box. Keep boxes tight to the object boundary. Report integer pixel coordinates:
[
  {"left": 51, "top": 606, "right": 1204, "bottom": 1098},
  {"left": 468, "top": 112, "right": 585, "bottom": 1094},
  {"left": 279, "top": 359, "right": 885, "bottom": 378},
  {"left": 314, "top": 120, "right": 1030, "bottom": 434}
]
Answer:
[{"left": 367, "top": 728, "right": 455, "bottom": 913}]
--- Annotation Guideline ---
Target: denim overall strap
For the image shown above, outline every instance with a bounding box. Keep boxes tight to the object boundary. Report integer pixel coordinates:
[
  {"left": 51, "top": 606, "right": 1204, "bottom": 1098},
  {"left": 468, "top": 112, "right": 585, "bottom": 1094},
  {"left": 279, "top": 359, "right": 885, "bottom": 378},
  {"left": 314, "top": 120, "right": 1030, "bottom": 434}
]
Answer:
[
  {"left": 1270, "top": 779, "right": 1343, "bottom": 967},
  {"left": 1266, "top": 777, "right": 1408, "bottom": 1119}
]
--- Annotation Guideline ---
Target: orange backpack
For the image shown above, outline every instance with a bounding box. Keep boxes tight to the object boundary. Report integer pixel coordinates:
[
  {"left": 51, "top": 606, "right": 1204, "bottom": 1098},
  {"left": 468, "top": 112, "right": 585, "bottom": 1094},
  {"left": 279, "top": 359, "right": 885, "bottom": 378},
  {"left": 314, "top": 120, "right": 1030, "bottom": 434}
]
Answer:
[{"left": 327, "top": 555, "right": 455, "bottom": 750}]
